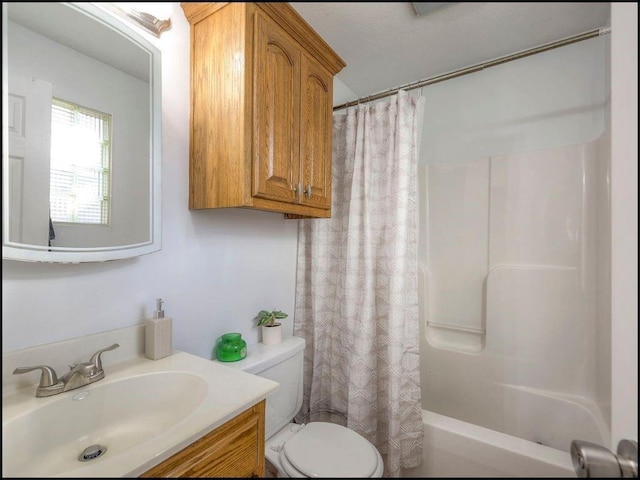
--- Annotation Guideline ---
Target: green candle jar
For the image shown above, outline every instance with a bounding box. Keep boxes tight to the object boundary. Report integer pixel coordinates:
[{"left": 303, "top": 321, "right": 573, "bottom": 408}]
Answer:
[{"left": 215, "top": 333, "right": 247, "bottom": 362}]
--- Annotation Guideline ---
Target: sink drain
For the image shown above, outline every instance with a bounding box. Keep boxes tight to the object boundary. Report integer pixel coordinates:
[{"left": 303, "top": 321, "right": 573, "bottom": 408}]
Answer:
[{"left": 78, "top": 444, "right": 107, "bottom": 462}]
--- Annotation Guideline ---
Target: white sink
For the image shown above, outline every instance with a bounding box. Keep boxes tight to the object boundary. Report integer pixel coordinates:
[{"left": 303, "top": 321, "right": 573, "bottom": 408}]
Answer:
[
  {"left": 2, "top": 351, "right": 279, "bottom": 477},
  {"left": 3, "top": 372, "right": 207, "bottom": 477}
]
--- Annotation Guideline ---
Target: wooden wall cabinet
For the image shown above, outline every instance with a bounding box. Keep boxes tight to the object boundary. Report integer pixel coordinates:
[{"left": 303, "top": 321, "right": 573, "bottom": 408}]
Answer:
[
  {"left": 181, "top": 3, "right": 346, "bottom": 218},
  {"left": 141, "top": 400, "right": 266, "bottom": 478}
]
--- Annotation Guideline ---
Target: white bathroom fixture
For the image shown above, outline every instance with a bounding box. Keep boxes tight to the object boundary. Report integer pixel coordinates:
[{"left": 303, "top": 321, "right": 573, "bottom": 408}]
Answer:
[
  {"left": 221, "top": 336, "right": 384, "bottom": 477},
  {"left": 2, "top": 325, "right": 278, "bottom": 477}
]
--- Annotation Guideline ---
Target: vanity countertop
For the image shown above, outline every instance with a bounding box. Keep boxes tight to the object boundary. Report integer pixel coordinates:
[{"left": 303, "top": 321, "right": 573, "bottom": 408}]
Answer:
[{"left": 2, "top": 350, "right": 279, "bottom": 477}]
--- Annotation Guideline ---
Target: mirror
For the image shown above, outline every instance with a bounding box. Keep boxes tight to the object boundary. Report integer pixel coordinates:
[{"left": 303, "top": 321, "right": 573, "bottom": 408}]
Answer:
[{"left": 2, "top": 2, "right": 161, "bottom": 263}]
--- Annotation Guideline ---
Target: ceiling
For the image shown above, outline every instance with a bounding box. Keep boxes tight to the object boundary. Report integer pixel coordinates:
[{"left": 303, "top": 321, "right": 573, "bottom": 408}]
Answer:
[{"left": 289, "top": 2, "right": 611, "bottom": 106}]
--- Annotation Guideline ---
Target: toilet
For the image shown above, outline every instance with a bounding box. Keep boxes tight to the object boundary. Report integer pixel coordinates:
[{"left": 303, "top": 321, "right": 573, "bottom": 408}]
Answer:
[{"left": 219, "top": 336, "right": 384, "bottom": 478}]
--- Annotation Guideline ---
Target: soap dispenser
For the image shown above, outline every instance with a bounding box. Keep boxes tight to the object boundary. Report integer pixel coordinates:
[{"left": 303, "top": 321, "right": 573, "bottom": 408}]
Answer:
[{"left": 145, "top": 298, "right": 173, "bottom": 360}]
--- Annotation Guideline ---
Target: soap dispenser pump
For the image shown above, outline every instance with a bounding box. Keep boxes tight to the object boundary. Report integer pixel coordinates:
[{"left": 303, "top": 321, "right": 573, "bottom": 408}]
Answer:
[{"left": 145, "top": 298, "right": 173, "bottom": 360}]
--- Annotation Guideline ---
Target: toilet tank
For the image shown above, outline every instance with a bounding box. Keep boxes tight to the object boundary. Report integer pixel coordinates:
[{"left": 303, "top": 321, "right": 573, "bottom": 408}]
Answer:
[{"left": 217, "top": 336, "right": 305, "bottom": 439}]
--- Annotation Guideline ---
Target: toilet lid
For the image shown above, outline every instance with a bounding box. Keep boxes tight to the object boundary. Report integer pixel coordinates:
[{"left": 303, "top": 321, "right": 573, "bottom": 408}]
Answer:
[{"left": 281, "top": 422, "right": 379, "bottom": 478}]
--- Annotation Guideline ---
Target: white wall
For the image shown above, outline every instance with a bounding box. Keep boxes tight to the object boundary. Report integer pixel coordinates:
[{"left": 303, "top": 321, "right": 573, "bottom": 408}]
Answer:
[
  {"left": 332, "top": 76, "right": 357, "bottom": 107},
  {"left": 610, "top": 2, "right": 638, "bottom": 447},
  {"left": 2, "top": 4, "right": 299, "bottom": 359},
  {"left": 419, "top": 37, "right": 606, "bottom": 165}
]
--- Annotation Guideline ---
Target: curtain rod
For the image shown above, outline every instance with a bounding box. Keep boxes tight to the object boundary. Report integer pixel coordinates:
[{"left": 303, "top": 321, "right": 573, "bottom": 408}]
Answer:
[{"left": 333, "top": 26, "right": 611, "bottom": 111}]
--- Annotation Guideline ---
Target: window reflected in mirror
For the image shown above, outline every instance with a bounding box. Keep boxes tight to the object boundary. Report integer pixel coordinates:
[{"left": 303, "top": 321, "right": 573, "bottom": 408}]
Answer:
[{"left": 50, "top": 98, "right": 112, "bottom": 227}]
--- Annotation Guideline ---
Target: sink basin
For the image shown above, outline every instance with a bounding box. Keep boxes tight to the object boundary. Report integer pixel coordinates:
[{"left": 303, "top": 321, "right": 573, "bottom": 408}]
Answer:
[
  {"left": 3, "top": 371, "right": 208, "bottom": 477},
  {"left": 3, "top": 328, "right": 280, "bottom": 478}
]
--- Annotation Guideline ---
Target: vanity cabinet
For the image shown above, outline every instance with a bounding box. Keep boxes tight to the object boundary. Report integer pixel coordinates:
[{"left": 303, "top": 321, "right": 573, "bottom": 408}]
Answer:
[
  {"left": 141, "top": 400, "right": 266, "bottom": 478},
  {"left": 181, "top": 2, "right": 346, "bottom": 218}
]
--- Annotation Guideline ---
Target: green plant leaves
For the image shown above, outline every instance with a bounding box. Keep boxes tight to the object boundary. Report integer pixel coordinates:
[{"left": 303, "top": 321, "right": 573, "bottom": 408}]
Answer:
[{"left": 254, "top": 309, "right": 288, "bottom": 326}]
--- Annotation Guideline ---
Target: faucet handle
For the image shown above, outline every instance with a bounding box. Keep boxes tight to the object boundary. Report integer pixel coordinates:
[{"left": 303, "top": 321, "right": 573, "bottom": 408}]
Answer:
[
  {"left": 89, "top": 343, "right": 120, "bottom": 371},
  {"left": 13, "top": 365, "right": 59, "bottom": 387}
]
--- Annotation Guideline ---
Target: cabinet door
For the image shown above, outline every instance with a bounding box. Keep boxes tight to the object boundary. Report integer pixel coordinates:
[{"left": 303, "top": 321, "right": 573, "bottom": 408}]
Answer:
[
  {"left": 141, "top": 401, "right": 266, "bottom": 478},
  {"left": 253, "top": 11, "right": 301, "bottom": 204},
  {"left": 299, "top": 52, "right": 333, "bottom": 209}
]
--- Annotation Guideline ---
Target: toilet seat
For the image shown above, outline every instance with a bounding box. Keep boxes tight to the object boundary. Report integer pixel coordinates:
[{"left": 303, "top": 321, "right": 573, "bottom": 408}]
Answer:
[{"left": 278, "top": 422, "right": 383, "bottom": 478}]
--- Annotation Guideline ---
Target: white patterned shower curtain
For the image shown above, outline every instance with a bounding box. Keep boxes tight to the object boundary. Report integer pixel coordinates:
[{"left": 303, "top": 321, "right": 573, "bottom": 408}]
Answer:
[{"left": 294, "top": 90, "right": 424, "bottom": 477}]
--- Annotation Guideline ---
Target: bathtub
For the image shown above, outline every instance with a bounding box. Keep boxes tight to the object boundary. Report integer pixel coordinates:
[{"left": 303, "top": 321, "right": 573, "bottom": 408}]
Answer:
[
  {"left": 402, "top": 380, "right": 608, "bottom": 477},
  {"left": 401, "top": 410, "right": 576, "bottom": 478}
]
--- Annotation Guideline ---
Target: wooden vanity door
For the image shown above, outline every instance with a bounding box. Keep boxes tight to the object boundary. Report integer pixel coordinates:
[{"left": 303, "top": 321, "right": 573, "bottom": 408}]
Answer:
[
  {"left": 140, "top": 400, "right": 266, "bottom": 478},
  {"left": 299, "top": 52, "right": 333, "bottom": 210},
  {"left": 252, "top": 11, "right": 301, "bottom": 205}
]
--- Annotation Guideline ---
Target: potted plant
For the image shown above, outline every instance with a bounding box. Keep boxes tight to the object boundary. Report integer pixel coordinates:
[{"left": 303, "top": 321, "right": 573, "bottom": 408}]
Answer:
[{"left": 254, "top": 309, "right": 288, "bottom": 345}]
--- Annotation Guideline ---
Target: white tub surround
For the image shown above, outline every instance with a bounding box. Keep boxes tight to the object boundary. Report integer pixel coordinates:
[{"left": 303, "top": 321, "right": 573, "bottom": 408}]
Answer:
[
  {"left": 2, "top": 325, "right": 278, "bottom": 477},
  {"left": 420, "top": 138, "right": 610, "bottom": 451},
  {"left": 413, "top": 32, "right": 612, "bottom": 478}
]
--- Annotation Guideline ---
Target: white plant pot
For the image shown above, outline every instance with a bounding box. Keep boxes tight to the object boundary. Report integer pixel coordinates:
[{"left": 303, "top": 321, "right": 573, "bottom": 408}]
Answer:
[{"left": 262, "top": 324, "right": 282, "bottom": 346}]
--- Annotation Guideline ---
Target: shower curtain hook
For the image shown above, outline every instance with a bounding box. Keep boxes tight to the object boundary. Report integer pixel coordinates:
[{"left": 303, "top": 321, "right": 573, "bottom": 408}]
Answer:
[
  {"left": 407, "top": 81, "right": 422, "bottom": 102},
  {"left": 409, "top": 78, "right": 423, "bottom": 98}
]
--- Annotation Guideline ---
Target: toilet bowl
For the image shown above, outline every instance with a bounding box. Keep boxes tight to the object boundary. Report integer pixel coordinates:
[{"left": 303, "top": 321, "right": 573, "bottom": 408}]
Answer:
[{"left": 217, "top": 336, "right": 384, "bottom": 478}]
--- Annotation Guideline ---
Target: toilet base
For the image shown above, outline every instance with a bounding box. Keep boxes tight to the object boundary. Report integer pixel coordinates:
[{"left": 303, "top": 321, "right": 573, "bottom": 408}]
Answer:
[{"left": 264, "top": 422, "right": 304, "bottom": 477}]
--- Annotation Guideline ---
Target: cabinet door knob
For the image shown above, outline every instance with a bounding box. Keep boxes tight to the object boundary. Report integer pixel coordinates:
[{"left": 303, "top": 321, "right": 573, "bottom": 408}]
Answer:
[{"left": 303, "top": 185, "right": 313, "bottom": 199}]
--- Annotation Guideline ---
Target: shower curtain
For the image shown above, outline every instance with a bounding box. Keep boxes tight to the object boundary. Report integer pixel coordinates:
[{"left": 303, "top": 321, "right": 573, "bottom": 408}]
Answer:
[{"left": 294, "top": 90, "right": 424, "bottom": 477}]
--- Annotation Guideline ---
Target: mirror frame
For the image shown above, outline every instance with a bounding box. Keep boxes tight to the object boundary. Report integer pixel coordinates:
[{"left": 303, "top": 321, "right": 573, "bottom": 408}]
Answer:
[{"left": 2, "top": 2, "right": 162, "bottom": 263}]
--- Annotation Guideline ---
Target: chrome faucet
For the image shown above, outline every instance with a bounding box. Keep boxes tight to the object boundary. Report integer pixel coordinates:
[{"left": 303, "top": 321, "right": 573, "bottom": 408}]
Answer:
[{"left": 13, "top": 343, "right": 120, "bottom": 397}]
